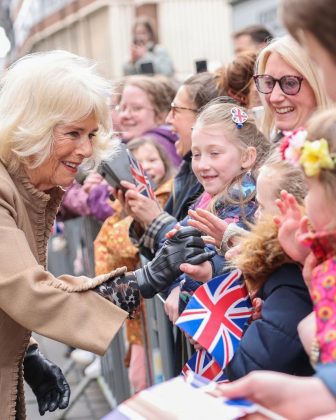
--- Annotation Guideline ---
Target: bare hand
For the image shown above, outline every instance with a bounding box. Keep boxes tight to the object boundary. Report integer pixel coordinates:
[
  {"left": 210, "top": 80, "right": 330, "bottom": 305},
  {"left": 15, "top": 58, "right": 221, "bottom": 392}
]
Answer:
[
  {"left": 298, "top": 312, "right": 316, "bottom": 355},
  {"left": 184, "top": 332, "right": 204, "bottom": 351},
  {"left": 251, "top": 297, "right": 263, "bottom": 321},
  {"left": 130, "top": 43, "right": 148, "bottom": 62},
  {"left": 215, "top": 371, "right": 336, "bottom": 420},
  {"left": 164, "top": 287, "right": 180, "bottom": 324},
  {"left": 225, "top": 244, "right": 242, "bottom": 260},
  {"left": 121, "top": 180, "right": 162, "bottom": 227},
  {"left": 180, "top": 260, "right": 213, "bottom": 282},
  {"left": 273, "top": 190, "right": 309, "bottom": 264},
  {"left": 188, "top": 208, "right": 228, "bottom": 248}
]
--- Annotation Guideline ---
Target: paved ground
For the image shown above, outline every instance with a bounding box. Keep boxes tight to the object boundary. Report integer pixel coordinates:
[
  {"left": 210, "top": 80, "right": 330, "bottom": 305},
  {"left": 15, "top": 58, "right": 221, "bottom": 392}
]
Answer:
[{"left": 25, "top": 335, "right": 112, "bottom": 420}]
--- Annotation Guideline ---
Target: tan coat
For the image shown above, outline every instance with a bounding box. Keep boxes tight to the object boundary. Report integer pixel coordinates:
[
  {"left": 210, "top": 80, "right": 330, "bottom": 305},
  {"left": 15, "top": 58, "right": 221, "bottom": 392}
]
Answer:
[{"left": 0, "top": 161, "right": 128, "bottom": 419}]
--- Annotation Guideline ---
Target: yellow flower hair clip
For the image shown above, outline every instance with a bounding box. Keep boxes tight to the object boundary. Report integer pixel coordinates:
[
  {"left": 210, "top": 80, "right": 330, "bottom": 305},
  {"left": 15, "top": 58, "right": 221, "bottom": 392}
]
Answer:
[{"left": 299, "top": 138, "right": 335, "bottom": 177}]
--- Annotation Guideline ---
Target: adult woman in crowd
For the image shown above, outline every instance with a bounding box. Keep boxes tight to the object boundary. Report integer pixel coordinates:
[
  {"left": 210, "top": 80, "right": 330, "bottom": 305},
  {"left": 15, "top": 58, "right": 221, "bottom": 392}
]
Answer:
[
  {"left": 0, "top": 50, "right": 212, "bottom": 419},
  {"left": 255, "top": 35, "right": 329, "bottom": 140},
  {"left": 123, "top": 15, "right": 174, "bottom": 77}
]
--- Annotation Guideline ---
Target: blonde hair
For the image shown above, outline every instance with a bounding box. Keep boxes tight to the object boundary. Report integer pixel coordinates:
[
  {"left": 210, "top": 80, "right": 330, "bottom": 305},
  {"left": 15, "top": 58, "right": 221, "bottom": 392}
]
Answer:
[
  {"left": 0, "top": 50, "right": 114, "bottom": 174},
  {"left": 193, "top": 99, "right": 270, "bottom": 215},
  {"left": 259, "top": 149, "right": 307, "bottom": 204},
  {"left": 232, "top": 151, "right": 306, "bottom": 292},
  {"left": 305, "top": 107, "right": 336, "bottom": 196},
  {"left": 256, "top": 36, "right": 329, "bottom": 138}
]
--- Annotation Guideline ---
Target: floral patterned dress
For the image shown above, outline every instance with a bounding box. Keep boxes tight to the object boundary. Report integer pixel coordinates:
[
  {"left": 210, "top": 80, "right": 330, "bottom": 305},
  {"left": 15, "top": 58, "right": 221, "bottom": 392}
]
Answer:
[{"left": 301, "top": 231, "right": 336, "bottom": 363}]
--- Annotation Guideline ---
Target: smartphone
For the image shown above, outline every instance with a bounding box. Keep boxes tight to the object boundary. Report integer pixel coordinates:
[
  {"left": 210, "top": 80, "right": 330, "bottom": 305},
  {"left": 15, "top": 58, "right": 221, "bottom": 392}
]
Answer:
[
  {"left": 195, "top": 60, "right": 207, "bottom": 73},
  {"left": 98, "top": 143, "right": 135, "bottom": 192},
  {"left": 140, "top": 61, "right": 154, "bottom": 75}
]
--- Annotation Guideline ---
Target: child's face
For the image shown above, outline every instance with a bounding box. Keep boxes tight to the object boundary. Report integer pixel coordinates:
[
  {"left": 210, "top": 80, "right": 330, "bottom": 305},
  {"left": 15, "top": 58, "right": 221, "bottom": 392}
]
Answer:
[
  {"left": 191, "top": 126, "right": 244, "bottom": 196},
  {"left": 305, "top": 176, "right": 336, "bottom": 231},
  {"left": 132, "top": 143, "right": 165, "bottom": 186},
  {"left": 255, "top": 166, "right": 279, "bottom": 220}
]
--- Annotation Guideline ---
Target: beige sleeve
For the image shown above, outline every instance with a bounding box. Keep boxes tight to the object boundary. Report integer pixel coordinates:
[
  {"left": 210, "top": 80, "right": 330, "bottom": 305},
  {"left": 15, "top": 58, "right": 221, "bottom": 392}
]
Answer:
[{"left": 0, "top": 196, "right": 127, "bottom": 355}]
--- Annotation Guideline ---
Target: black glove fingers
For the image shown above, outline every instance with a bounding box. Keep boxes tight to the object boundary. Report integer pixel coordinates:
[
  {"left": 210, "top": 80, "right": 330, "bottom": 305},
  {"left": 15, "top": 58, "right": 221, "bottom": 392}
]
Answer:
[
  {"left": 59, "top": 381, "right": 71, "bottom": 409},
  {"left": 187, "top": 250, "right": 216, "bottom": 265},
  {"left": 38, "top": 393, "right": 50, "bottom": 416},
  {"left": 48, "top": 389, "right": 61, "bottom": 412},
  {"left": 184, "top": 237, "right": 205, "bottom": 248},
  {"left": 171, "top": 227, "right": 202, "bottom": 241}
]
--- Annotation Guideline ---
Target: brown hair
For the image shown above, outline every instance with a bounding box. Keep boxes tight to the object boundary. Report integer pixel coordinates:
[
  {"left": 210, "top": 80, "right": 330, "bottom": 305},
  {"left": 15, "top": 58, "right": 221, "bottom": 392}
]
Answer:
[
  {"left": 216, "top": 51, "right": 257, "bottom": 107},
  {"left": 133, "top": 15, "right": 157, "bottom": 43},
  {"left": 281, "top": 0, "right": 336, "bottom": 63},
  {"left": 183, "top": 72, "right": 225, "bottom": 112},
  {"left": 124, "top": 75, "right": 176, "bottom": 122},
  {"left": 194, "top": 100, "right": 270, "bottom": 218},
  {"left": 127, "top": 136, "right": 175, "bottom": 186},
  {"left": 233, "top": 25, "right": 273, "bottom": 44},
  {"left": 305, "top": 107, "right": 336, "bottom": 196}
]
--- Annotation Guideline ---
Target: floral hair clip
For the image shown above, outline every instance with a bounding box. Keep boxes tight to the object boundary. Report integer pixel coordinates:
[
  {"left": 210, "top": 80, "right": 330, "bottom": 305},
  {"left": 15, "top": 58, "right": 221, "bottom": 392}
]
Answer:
[
  {"left": 231, "top": 107, "right": 248, "bottom": 129},
  {"left": 280, "top": 128, "right": 336, "bottom": 176},
  {"left": 279, "top": 128, "right": 307, "bottom": 165}
]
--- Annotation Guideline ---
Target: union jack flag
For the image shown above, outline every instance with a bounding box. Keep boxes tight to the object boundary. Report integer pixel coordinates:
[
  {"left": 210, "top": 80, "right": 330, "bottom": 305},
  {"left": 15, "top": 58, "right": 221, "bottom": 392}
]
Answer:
[
  {"left": 182, "top": 349, "right": 228, "bottom": 384},
  {"left": 231, "top": 107, "right": 248, "bottom": 128},
  {"left": 126, "top": 149, "right": 156, "bottom": 200},
  {"left": 176, "top": 269, "right": 252, "bottom": 369}
]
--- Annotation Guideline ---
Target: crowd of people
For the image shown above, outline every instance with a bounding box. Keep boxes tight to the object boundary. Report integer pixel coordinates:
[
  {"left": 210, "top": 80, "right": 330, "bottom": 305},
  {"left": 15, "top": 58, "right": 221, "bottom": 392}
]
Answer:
[{"left": 1, "top": 0, "right": 336, "bottom": 419}]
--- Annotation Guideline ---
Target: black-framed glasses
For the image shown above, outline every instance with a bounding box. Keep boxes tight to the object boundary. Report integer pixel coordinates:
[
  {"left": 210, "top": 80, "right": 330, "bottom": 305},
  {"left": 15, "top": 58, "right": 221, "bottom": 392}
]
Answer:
[
  {"left": 253, "top": 74, "right": 304, "bottom": 96},
  {"left": 170, "top": 103, "right": 198, "bottom": 117}
]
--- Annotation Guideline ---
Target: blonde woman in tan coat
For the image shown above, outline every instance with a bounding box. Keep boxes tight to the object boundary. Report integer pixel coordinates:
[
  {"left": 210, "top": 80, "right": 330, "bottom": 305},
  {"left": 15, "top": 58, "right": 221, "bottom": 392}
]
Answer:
[{"left": 0, "top": 50, "right": 212, "bottom": 419}]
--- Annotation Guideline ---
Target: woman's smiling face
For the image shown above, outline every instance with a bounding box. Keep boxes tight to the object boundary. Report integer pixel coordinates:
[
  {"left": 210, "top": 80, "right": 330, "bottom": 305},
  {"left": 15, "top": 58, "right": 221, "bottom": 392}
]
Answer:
[
  {"left": 26, "top": 113, "right": 98, "bottom": 191},
  {"left": 264, "top": 52, "right": 317, "bottom": 131}
]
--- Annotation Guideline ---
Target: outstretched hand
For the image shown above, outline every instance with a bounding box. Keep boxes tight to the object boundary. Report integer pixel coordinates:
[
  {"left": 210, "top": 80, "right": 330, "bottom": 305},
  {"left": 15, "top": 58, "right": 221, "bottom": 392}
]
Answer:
[
  {"left": 273, "top": 190, "right": 310, "bottom": 264},
  {"left": 180, "top": 260, "right": 213, "bottom": 282},
  {"left": 120, "top": 180, "right": 162, "bottom": 227},
  {"left": 214, "top": 371, "right": 336, "bottom": 420},
  {"left": 188, "top": 208, "right": 228, "bottom": 248}
]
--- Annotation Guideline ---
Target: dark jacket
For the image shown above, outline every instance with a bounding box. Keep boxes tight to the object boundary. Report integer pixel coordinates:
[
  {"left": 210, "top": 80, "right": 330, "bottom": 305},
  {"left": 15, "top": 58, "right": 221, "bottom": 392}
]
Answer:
[{"left": 225, "top": 264, "right": 314, "bottom": 380}]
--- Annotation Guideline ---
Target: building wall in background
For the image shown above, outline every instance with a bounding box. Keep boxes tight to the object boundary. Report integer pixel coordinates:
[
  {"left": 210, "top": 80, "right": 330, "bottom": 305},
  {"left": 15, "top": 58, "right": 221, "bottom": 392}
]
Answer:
[
  {"left": 9, "top": 0, "right": 284, "bottom": 80},
  {"left": 231, "top": 0, "right": 285, "bottom": 38}
]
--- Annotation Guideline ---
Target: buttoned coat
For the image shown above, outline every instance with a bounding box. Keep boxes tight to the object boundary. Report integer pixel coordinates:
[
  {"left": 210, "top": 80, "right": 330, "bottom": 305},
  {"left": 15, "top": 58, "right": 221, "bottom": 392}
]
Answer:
[{"left": 0, "top": 161, "right": 127, "bottom": 419}]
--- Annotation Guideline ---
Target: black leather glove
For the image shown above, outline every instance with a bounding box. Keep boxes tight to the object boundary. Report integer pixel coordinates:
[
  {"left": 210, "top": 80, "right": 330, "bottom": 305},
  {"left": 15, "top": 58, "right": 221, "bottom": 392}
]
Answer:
[
  {"left": 24, "top": 344, "right": 70, "bottom": 416},
  {"left": 135, "top": 226, "right": 215, "bottom": 298}
]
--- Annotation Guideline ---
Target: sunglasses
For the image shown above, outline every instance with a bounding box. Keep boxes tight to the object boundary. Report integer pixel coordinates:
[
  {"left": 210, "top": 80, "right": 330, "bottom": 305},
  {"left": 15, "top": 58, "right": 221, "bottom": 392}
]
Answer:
[{"left": 253, "top": 74, "right": 304, "bottom": 96}]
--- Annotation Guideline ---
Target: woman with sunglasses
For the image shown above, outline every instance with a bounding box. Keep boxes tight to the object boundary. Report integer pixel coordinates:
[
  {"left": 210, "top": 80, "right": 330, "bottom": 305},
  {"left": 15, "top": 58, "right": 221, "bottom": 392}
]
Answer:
[{"left": 254, "top": 35, "right": 329, "bottom": 140}]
